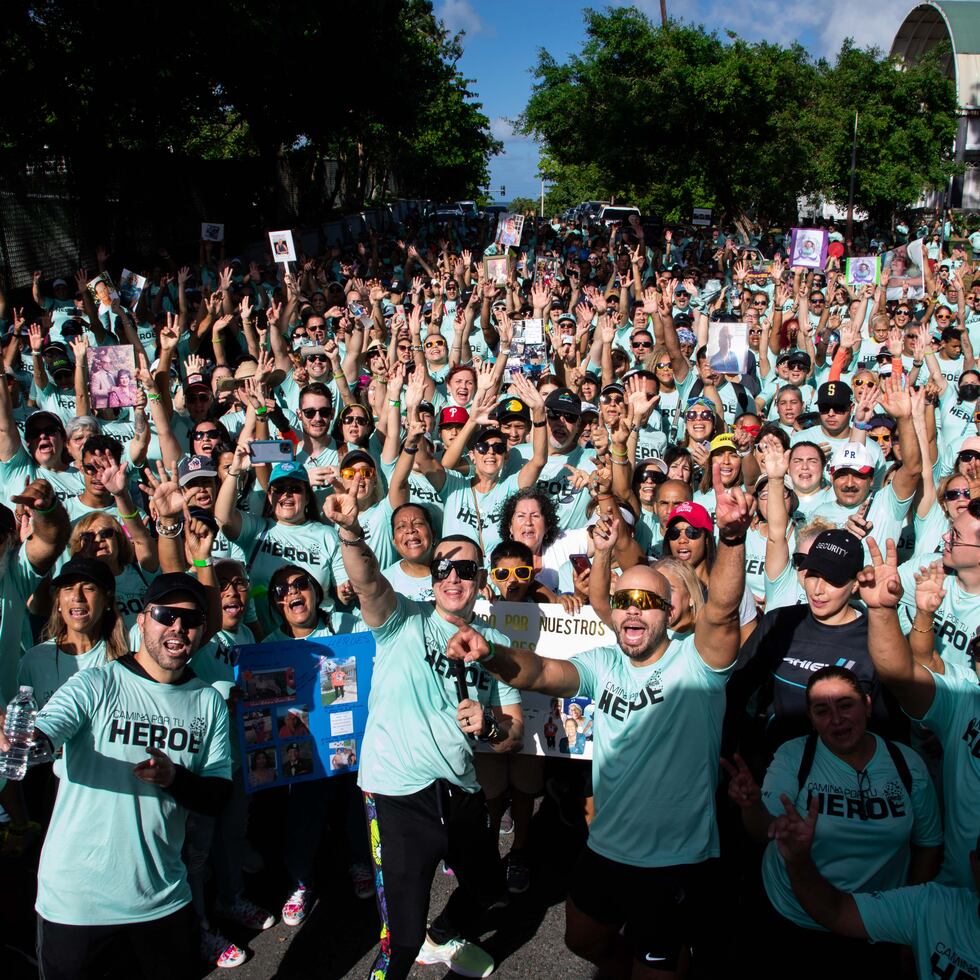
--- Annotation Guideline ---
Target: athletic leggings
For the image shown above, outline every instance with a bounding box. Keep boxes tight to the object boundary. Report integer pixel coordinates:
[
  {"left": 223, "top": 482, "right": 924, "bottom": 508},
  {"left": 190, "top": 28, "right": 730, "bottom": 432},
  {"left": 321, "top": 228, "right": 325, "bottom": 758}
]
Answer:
[
  {"left": 363, "top": 780, "right": 507, "bottom": 980},
  {"left": 36, "top": 903, "right": 196, "bottom": 980}
]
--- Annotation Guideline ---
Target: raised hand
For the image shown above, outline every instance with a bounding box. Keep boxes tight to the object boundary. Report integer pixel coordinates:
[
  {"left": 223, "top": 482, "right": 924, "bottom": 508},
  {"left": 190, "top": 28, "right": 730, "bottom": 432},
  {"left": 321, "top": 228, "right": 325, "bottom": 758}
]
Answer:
[
  {"left": 27, "top": 322, "right": 44, "bottom": 353},
  {"left": 138, "top": 461, "right": 185, "bottom": 519},
  {"left": 713, "top": 461, "right": 753, "bottom": 539},
  {"left": 720, "top": 754, "right": 761, "bottom": 809},
  {"left": 770, "top": 794, "right": 818, "bottom": 866},
  {"left": 322, "top": 477, "right": 362, "bottom": 530},
  {"left": 914, "top": 560, "right": 946, "bottom": 615},
  {"left": 94, "top": 451, "right": 127, "bottom": 496},
  {"left": 878, "top": 374, "right": 911, "bottom": 419},
  {"left": 759, "top": 443, "right": 790, "bottom": 480},
  {"left": 856, "top": 538, "right": 903, "bottom": 609}
]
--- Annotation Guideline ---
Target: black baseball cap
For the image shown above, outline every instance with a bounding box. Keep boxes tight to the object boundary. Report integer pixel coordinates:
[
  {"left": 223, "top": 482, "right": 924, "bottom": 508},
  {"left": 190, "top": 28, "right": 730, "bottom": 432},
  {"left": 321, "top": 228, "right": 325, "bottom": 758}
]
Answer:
[
  {"left": 798, "top": 530, "right": 864, "bottom": 586},
  {"left": 544, "top": 387, "right": 582, "bottom": 418},
  {"left": 50, "top": 557, "right": 115, "bottom": 595},
  {"left": 25, "top": 411, "right": 67, "bottom": 441},
  {"left": 493, "top": 396, "right": 530, "bottom": 424},
  {"left": 817, "top": 381, "right": 852, "bottom": 409},
  {"left": 143, "top": 572, "right": 210, "bottom": 613},
  {"left": 340, "top": 449, "right": 375, "bottom": 470}
]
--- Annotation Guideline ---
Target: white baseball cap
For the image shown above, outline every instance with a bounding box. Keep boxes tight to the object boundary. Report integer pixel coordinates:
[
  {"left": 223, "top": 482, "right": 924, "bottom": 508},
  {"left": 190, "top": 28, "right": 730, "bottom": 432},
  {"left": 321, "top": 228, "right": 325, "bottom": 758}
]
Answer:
[{"left": 829, "top": 442, "right": 875, "bottom": 475}]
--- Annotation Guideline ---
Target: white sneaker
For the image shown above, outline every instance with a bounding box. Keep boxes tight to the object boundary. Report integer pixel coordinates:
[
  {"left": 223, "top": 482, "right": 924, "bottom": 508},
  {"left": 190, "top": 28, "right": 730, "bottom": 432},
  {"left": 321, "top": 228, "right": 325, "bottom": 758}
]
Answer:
[
  {"left": 200, "top": 926, "right": 246, "bottom": 969},
  {"left": 216, "top": 896, "right": 274, "bottom": 931},
  {"left": 282, "top": 886, "right": 311, "bottom": 927},
  {"left": 416, "top": 935, "right": 494, "bottom": 977}
]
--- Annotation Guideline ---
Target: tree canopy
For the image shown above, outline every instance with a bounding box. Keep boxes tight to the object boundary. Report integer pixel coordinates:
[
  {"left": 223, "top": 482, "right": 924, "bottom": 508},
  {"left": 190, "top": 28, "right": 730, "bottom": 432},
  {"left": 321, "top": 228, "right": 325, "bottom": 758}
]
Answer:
[
  {"left": 0, "top": 0, "right": 500, "bottom": 211},
  {"left": 522, "top": 6, "right": 959, "bottom": 229}
]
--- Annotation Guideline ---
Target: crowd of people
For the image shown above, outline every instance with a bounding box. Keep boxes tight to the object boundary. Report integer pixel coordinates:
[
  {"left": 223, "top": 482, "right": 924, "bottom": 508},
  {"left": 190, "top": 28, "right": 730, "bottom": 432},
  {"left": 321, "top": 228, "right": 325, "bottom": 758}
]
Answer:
[{"left": 0, "top": 206, "right": 978, "bottom": 979}]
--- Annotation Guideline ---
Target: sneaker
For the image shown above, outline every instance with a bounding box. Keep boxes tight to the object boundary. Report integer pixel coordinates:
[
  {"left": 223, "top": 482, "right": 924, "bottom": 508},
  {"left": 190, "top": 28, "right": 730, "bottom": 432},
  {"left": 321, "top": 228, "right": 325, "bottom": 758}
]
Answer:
[
  {"left": 350, "top": 863, "right": 375, "bottom": 900},
  {"left": 200, "top": 927, "right": 246, "bottom": 969},
  {"left": 498, "top": 809, "right": 514, "bottom": 835},
  {"left": 440, "top": 861, "right": 455, "bottom": 877},
  {"left": 216, "top": 896, "right": 274, "bottom": 931},
  {"left": 416, "top": 936, "right": 494, "bottom": 977},
  {"left": 282, "top": 886, "right": 311, "bottom": 927},
  {"left": 506, "top": 854, "right": 530, "bottom": 895}
]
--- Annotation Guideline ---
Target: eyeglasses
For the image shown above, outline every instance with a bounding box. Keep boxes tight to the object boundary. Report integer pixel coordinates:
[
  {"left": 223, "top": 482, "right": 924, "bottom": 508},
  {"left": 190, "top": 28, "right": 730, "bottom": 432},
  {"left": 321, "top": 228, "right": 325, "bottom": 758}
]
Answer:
[
  {"left": 791, "top": 551, "right": 807, "bottom": 570},
  {"left": 610, "top": 589, "right": 671, "bottom": 612},
  {"left": 474, "top": 440, "right": 505, "bottom": 455},
  {"left": 271, "top": 573, "right": 313, "bottom": 599},
  {"left": 430, "top": 558, "right": 480, "bottom": 581},
  {"left": 491, "top": 565, "right": 533, "bottom": 584},
  {"left": 957, "top": 450, "right": 980, "bottom": 463},
  {"left": 665, "top": 525, "right": 704, "bottom": 541},
  {"left": 192, "top": 429, "right": 221, "bottom": 440},
  {"left": 547, "top": 410, "right": 578, "bottom": 425},
  {"left": 303, "top": 354, "right": 328, "bottom": 364},
  {"left": 79, "top": 528, "right": 115, "bottom": 545},
  {"left": 945, "top": 526, "right": 980, "bottom": 548},
  {"left": 148, "top": 604, "right": 205, "bottom": 629},
  {"left": 342, "top": 414, "right": 369, "bottom": 425},
  {"left": 301, "top": 407, "right": 332, "bottom": 420},
  {"left": 943, "top": 488, "right": 971, "bottom": 502},
  {"left": 424, "top": 339, "right": 445, "bottom": 349},
  {"left": 340, "top": 465, "right": 375, "bottom": 480},
  {"left": 685, "top": 410, "right": 713, "bottom": 421},
  {"left": 219, "top": 576, "right": 249, "bottom": 591},
  {"left": 851, "top": 377, "right": 874, "bottom": 388}
]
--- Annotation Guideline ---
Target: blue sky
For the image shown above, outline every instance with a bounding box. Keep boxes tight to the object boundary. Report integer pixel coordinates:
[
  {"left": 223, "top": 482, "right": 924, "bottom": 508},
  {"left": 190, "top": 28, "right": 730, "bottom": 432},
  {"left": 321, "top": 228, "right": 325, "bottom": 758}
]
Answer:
[{"left": 434, "top": 0, "right": 915, "bottom": 201}]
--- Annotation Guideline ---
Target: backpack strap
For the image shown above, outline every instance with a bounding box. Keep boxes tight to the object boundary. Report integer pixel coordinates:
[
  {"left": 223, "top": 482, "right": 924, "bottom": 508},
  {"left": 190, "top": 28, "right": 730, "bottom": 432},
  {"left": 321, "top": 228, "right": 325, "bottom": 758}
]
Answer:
[
  {"left": 882, "top": 737, "right": 914, "bottom": 797},
  {"left": 796, "top": 731, "right": 819, "bottom": 793}
]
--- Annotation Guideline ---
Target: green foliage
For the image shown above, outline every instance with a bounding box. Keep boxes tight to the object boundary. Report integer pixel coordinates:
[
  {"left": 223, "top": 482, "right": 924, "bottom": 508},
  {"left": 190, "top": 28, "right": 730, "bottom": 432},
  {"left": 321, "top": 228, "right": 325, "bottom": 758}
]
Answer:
[
  {"left": 522, "top": 6, "right": 960, "bottom": 226},
  {"left": 0, "top": 0, "right": 499, "bottom": 211},
  {"left": 509, "top": 196, "right": 538, "bottom": 214}
]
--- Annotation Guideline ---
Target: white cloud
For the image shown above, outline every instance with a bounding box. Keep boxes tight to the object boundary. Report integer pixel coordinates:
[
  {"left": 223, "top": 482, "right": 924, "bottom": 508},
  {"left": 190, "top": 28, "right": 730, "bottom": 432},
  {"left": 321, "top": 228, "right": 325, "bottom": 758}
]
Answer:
[
  {"left": 435, "top": 0, "right": 493, "bottom": 37},
  {"left": 490, "top": 116, "right": 530, "bottom": 142},
  {"left": 621, "top": 0, "right": 911, "bottom": 58}
]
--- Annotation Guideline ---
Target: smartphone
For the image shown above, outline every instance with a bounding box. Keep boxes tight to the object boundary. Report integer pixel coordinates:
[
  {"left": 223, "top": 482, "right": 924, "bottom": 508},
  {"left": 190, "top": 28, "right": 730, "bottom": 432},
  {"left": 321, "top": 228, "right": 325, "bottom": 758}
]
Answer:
[
  {"left": 570, "top": 554, "right": 591, "bottom": 575},
  {"left": 796, "top": 412, "right": 820, "bottom": 430},
  {"left": 248, "top": 440, "right": 294, "bottom": 465}
]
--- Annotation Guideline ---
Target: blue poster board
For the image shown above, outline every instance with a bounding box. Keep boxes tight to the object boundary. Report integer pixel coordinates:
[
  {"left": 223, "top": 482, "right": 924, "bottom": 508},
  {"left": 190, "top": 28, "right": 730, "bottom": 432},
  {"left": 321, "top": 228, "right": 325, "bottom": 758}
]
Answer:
[{"left": 234, "top": 633, "right": 375, "bottom": 793}]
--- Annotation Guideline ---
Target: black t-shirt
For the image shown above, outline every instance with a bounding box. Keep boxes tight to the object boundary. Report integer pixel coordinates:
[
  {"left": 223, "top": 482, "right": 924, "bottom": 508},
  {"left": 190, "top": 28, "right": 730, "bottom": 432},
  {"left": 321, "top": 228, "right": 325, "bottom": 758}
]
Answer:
[{"left": 725, "top": 605, "right": 907, "bottom": 757}]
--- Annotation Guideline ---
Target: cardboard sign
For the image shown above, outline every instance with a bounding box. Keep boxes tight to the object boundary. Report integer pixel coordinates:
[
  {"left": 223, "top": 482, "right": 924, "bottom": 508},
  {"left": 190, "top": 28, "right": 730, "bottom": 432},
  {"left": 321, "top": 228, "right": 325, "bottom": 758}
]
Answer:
[
  {"left": 86, "top": 272, "right": 118, "bottom": 308},
  {"left": 473, "top": 601, "right": 615, "bottom": 760},
  {"left": 789, "top": 228, "right": 828, "bottom": 270},
  {"left": 118, "top": 268, "right": 146, "bottom": 312},
  {"left": 201, "top": 222, "right": 225, "bottom": 242},
  {"left": 235, "top": 634, "right": 374, "bottom": 792},
  {"left": 484, "top": 254, "right": 509, "bottom": 286},
  {"left": 706, "top": 321, "right": 750, "bottom": 376},
  {"left": 692, "top": 207, "right": 712, "bottom": 227},
  {"left": 504, "top": 319, "right": 547, "bottom": 382},
  {"left": 87, "top": 344, "right": 137, "bottom": 409},
  {"left": 269, "top": 229, "right": 297, "bottom": 264},
  {"left": 845, "top": 255, "right": 881, "bottom": 286},
  {"left": 494, "top": 212, "right": 525, "bottom": 247}
]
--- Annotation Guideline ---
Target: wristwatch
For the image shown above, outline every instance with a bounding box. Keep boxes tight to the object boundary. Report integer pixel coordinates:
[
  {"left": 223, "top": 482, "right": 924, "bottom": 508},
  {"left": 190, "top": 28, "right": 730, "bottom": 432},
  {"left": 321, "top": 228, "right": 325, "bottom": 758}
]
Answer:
[{"left": 477, "top": 708, "right": 503, "bottom": 743}]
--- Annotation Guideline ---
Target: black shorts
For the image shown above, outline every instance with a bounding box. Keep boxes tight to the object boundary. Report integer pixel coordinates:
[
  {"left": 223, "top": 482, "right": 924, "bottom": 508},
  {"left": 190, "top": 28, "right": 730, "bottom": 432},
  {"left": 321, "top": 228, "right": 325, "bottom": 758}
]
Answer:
[{"left": 568, "top": 846, "right": 715, "bottom": 971}]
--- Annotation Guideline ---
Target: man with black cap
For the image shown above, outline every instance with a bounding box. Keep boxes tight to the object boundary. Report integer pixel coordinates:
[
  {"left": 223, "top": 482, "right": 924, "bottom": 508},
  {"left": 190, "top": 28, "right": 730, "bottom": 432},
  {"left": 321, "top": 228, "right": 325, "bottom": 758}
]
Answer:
[
  {"left": 493, "top": 393, "right": 531, "bottom": 450},
  {"left": 3, "top": 571, "right": 232, "bottom": 979},
  {"left": 29, "top": 329, "right": 78, "bottom": 423}
]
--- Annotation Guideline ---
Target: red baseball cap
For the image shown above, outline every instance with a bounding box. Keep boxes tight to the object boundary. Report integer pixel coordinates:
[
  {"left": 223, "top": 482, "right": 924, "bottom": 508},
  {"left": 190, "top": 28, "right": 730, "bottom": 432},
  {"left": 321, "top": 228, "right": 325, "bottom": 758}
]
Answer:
[
  {"left": 439, "top": 406, "right": 469, "bottom": 428},
  {"left": 665, "top": 501, "right": 714, "bottom": 533}
]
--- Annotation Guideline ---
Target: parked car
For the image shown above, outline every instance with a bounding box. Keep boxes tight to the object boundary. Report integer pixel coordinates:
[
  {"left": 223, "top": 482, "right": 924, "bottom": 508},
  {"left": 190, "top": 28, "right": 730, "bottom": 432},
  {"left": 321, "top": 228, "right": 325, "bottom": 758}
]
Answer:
[
  {"left": 483, "top": 204, "right": 509, "bottom": 219},
  {"left": 597, "top": 204, "right": 640, "bottom": 227},
  {"left": 455, "top": 200, "right": 479, "bottom": 218}
]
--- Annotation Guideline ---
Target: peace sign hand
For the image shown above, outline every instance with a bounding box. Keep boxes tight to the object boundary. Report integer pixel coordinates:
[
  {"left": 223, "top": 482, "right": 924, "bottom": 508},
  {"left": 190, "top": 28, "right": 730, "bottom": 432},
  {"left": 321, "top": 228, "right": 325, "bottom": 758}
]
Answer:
[
  {"left": 856, "top": 538, "right": 903, "bottom": 609},
  {"left": 720, "top": 754, "right": 761, "bottom": 809},
  {"left": 770, "top": 793, "right": 818, "bottom": 866}
]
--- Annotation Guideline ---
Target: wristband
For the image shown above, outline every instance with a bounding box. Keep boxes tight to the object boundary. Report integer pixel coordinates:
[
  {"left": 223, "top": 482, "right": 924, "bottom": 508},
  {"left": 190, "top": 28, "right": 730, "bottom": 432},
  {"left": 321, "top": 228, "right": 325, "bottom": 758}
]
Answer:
[
  {"left": 388, "top": 400, "right": 401, "bottom": 408},
  {"left": 147, "top": 393, "right": 161, "bottom": 401},
  {"left": 719, "top": 533, "right": 747, "bottom": 546},
  {"left": 33, "top": 503, "right": 57, "bottom": 514},
  {"left": 610, "top": 447, "right": 628, "bottom": 458},
  {"left": 118, "top": 509, "right": 140, "bottom": 520},
  {"left": 532, "top": 419, "right": 546, "bottom": 428},
  {"left": 403, "top": 444, "right": 419, "bottom": 455},
  {"left": 155, "top": 519, "right": 183, "bottom": 538},
  {"left": 213, "top": 338, "right": 223, "bottom": 345},
  {"left": 255, "top": 406, "right": 268, "bottom": 416},
  {"left": 192, "top": 558, "right": 213, "bottom": 568},
  {"left": 910, "top": 622, "right": 933, "bottom": 634},
  {"left": 912, "top": 360, "right": 923, "bottom": 367},
  {"left": 481, "top": 639, "right": 496, "bottom": 664},
  {"left": 338, "top": 528, "right": 365, "bottom": 546},
  {"left": 333, "top": 371, "right": 346, "bottom": 380},
  {"left": 611, "top": 457, "right": 630, "bottom": 466}
]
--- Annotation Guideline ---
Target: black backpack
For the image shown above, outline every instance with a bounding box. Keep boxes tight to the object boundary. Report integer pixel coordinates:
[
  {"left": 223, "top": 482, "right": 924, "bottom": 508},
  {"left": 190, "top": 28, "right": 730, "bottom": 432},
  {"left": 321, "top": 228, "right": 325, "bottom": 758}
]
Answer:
[{"left": 796, "top": 731, "right": 912, "bottom": 795}]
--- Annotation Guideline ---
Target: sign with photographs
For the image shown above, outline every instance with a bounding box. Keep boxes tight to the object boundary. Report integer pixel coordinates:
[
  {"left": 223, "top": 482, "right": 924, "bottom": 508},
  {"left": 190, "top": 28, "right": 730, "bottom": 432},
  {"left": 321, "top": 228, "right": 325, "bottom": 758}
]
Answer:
[
  {"left": 235, "top": 633, "right": 374, "bottom": 792},
  {"left": 483, "top": 254, "right": 509, "bottom": 286},
  {"left": 86, "top": 344, "right": 138, "bottom": 409},
  {"left": 503, "top": 319, "right": 547, "bottom": 382},
  {"left": 788, "top": 227, "right": 828, "bottom": 270},
  {"left": 692, "top": 207, "right": 712, "bottom": 227},
  {"left": 117, "top": 269, "right": 147, "bottom": 313},
  {"left": 473, "top": 600, "right": 614, "bottom": 760},
  {"left": 534, "top": 257, "right": 562, "bottom": 289},
  {"left": 494, "top": 212, "right": 524, "bottom": 247},
  {"left": 845, "top": 255, "right": 881, "bottom": 286},
  {"left": 706, "top": 321, "right": 750, "bottom": 376},
  {"left": 268, "top": 229, "right": 297, "bottom": 264},
  {"left": 201, "top": 222, "right": 225, "bottom": 242},
  {"left": 86, "top": 272, "right": 118, "bottom": 309}
]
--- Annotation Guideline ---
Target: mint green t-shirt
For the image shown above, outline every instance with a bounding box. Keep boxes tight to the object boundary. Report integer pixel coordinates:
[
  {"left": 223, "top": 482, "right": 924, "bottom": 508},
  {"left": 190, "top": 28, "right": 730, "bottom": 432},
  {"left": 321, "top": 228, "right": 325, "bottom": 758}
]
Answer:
[
  {"left": 438, "top": 469, "right": 520, "bottom": 557},
  {"left": 569, "top": 633, "right": 734, "bottom": 867},
  {"left": 507, "top": 444, "right": 596, "bottom": 532},
  {"left": 0, "top": 549, "right": 46, "bottom": 703},
  {"left": 898, "top": 571, "right": 980, "bottom": 672},
  {"left": 854, "top": 883, "right": 979, "bottom": 980},
  {"left": 812, "top": 484, "right": 912, "bottom": 560},
  {"left": 18, "top": 639, "right": 109, "bottom": 709},
  {"left": 357, "top": 596, "right": 520, "bottom": 797},
  {"left": 0, "top": 444, "right": 86, "bottom": 509},
  {"left": 761, "top": 734, "right": 941, "bottom": 930},
  {"left": 35, "top": 658, "right": 231, "bottom": 925}
]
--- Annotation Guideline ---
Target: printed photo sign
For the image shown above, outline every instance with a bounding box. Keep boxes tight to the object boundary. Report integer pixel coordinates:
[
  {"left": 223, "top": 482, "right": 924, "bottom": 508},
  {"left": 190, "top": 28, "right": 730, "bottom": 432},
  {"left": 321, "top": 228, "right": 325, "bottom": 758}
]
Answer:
[
  {"left": 789, "top": 228, "right": 828, "bottom": 270},
  {"left": 201, "top": 222, "right": 225, "bottom": 242},
  {"left": 87, "top": 344, "right": 137, "bottom": 409},
  {"left": 845, "top": 256, "right": 880, "bottom": 286},
  {"left": 268, "top": 229, "right": 297, "bottom": 264}
]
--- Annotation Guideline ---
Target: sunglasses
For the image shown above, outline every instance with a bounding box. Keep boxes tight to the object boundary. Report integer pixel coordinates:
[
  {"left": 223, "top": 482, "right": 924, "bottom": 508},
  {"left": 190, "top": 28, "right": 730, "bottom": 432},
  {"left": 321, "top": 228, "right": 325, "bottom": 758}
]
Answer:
[
  {"left": 148, "top": 604, "right": 205, "bottom": 629},
  {"left": 547, "top": 410, "right": 578, "bottom": 424},
  {"left": 610, "top": 589, "right": 671, "bottom": 612},
  {"left": 851, "top": 377, "right": 874, "bottom": 387},
  {"left": 301, "top": 407, "right": 332, "bottom": 420},
  {"left": 943, "top": 488, "right": 971, "bottom": 502},
  {"left": 752, "top": 300, "right": 768, "bottom": 307},
  {"left": 685, "top": 410, "right": 713, "bottom": 421},
  {"left": 748, "top": 329, "right": 763, "bottom": 336},
  {"left": 82, "top": 463, "right": 102, "bottom": 475},
  {"left": 430, "top": 558, "right": 480, "bottom": 582},
  {"left": 219, "top": 576, "right": 250, "bottom": 591},
  {"left": 600, "top": 394, "right": 625, "bottom": 405},
  {"left": 340, "top": 465, "right": 375, "bottom": 480},
  {"left": 655, "top": 362, "right": 672, "bottom": 370},
  {"left": 491, "top": 565, "right": 533, "bottom": 584},
  {"left": 271, "top": 573, "right": 312, "bottom": 599},
  {"left": 665, "top": 525, "right": 704, "bottom": 541},
  {"left": 894, "top": 309, "right": 911, "bottom": 316},
  {"left": 79, "top": 528, "right": 115, "bottom": 545},
  {"left": 638, "top": 470, "right": 662, "bottom": 484},
  {"left": 631, "top": 340, "right": 652, "bottom": 349},
  {"left": 342, "top": 414, "right": 369, "bottom": 425},
  {"left": 270, "top": 482, "right": 306, "bottom": 496},
  {"left": 192, "top": 429, "right": 221, "bottom": 440},
  {"left": 958, "top": 450, "right": 980, "bottom": 463},
  {"left": 303, "top": 354, "right": 328, "bottom": 364},
  {"left": 474, "top": 440, "right": 506, "bottom": 455},
  {"left": 818, "top": 403, "right": 847, "bottom": 413},
  {"left": 187, "top": 392, "right": 212, "bottom": 403},
  {"left": 424, "top": 339, "right": 446, "bottom": 349},
  {"left": 869, "top": 432, "right": 892, "bottom": 443},
  {"left": 809, "top": 298, "right": 825, "bottom": 305},
  {"left": 790, "top": 551, "right": 808, "bottom": 570}
]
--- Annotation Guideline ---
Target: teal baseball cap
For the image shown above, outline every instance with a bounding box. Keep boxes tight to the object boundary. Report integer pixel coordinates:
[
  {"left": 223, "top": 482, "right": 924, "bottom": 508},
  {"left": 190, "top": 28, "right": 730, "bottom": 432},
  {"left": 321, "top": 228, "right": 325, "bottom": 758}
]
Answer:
[{"left": 269, "top": 461, "right": 309, "bottom": 485}]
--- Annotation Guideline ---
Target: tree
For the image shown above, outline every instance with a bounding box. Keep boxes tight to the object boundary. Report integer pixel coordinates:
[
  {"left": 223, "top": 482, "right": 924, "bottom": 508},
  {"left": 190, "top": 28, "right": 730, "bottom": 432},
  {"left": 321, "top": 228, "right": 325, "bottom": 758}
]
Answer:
[{"left": 509, "top": 196, "right": 537, "bottom": 214}]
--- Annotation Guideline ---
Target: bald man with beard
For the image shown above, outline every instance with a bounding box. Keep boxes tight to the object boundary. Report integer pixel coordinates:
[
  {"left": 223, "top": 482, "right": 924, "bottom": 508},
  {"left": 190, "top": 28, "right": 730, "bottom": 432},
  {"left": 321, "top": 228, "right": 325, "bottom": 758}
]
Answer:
[{"left": 446, "top": 471, "right": 753, "bottom": 980}]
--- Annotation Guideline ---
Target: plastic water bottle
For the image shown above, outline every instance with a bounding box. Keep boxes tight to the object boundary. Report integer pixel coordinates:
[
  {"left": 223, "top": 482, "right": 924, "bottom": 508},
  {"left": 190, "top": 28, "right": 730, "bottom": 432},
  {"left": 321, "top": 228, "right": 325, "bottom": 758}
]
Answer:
[{"left": 0, "top": 686, "right": 39, "bottom": 781}]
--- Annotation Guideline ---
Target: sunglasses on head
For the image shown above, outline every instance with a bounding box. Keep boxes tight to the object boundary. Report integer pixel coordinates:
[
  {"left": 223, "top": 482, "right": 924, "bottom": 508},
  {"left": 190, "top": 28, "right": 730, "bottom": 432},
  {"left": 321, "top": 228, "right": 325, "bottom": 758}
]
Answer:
[
  {"left": 79, "top": 528, "right": 115, "bottom": 545},
  {"left": 271, "top": 573, "right": 313, "bottom": 599},
  {"left": 491, "top": 565, "right": 533, "bottom": 584},
  {"left": 430, "top": 558, "right": 480, "bottom": 582},
  {"left": 192, "top": 429, "right": 221, "bottom": 440},
  {"left": 148, "top": 604, "right": 205, "bottom": 629},
  {"left": 958, "top": 450, "right": 980, "bottom": 463},
  {"left": 610, "top": 588, "right": 671, "bottom": 612},
  {"left": 301, "top": 406, "right": 331, "bottom": 419},
  {"left": 474, "top": 440, "right": 505, "bottom": 455},
  {"left": 944, "top": 488, "right": 971, "bottom": 502},
  {"left": 340, "top": 465, "right": 375, "bottom": 480},
  {"left": 665, "top": 525, "right": 704, "bottom": 541}
]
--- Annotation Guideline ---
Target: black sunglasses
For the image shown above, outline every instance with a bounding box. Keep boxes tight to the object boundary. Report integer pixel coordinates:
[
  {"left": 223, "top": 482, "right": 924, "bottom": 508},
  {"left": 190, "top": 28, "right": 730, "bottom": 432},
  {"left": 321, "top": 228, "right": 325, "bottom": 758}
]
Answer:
[
  {"left": 192, "top": 429, "right": 221, "bottom": 440},
  {"left": 303, "top": 354, "right": 329, "bottom": 364},
  {"left": 148, "top": 604, "right": 205, "bottom": 629},
  {"left": 547, "top": 410, "right": 578, "bottom": 424},
  {"left": 958, "top": 450, "right": 980, "bottom": 463},
  {"left": 271, "top": 573, "right": 313, "bottom": 599},
  {"left": 474, "top": 441, "right": 505, "bottom": 455},
  {"left": 665, "top": 525, "right": 704, "bottom": 541},
  {"left": 301, "top": 407, "right": 332, "bottom": 419},
  {"left": 430, "top": 558, "right": 480, "bottom": 582},
  {"left": 944, "top": 488, "right": 971, "bottom": 502},
  {"left": 791, "top": 551, "right": 807, "bottom": 570},
  {"left": 79, "top": 528, "right": 116, "bottom": 545}
]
